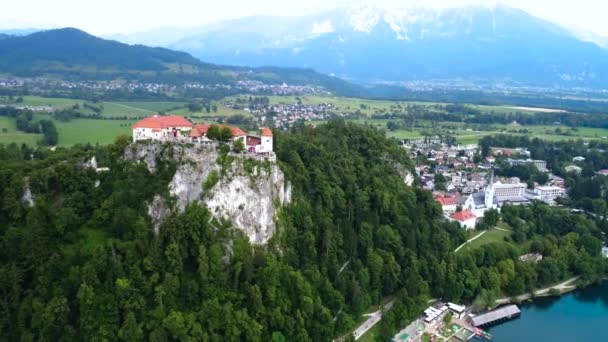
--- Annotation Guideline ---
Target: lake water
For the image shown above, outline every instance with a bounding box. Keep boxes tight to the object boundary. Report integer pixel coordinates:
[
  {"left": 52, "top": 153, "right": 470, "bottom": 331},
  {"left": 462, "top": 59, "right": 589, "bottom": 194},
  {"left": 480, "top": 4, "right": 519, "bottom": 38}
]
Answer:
[{"left": 483, "top": 281, "right": 608, "bottom": 341}]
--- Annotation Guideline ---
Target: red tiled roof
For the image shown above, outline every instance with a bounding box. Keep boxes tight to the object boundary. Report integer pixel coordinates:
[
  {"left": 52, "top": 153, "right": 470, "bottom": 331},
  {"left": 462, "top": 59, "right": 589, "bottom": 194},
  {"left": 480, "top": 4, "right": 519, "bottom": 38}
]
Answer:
[
  {"left": 132, "top": 115, "right": 192, "bottom": 129},
  {"left": 435, "top": 196, "right": 457, "bottom": 206},
  {"left": 261, "top": 127, "right": 273, "bottom": 137},
  {"left": 247, "top": 136, "right": 261, "bottom": 146},
  {"left": 450, "top": 210, "right": 476, "bottom": 222},
  {"left": 188, "top": 123, "right": 247, "bottom": 138}
]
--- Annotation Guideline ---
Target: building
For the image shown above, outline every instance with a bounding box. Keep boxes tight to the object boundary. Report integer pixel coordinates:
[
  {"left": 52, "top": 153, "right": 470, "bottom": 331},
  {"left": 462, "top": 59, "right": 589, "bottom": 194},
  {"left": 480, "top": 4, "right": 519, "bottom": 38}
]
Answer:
[
  {"left": 597, "top": 169, "right": 608, "bottom": 176},
  {"left": 573, "top": 156, "right": 586, "bottom": 163},
  {"left": 507, "top": 159, "right": 548, "bottom": 172},
  {"left": 519, "top": 253, "right": 543, "bottom": 263},
  {"left": 435, "top": 195, "right": 458, "bottom": 214},
  {"left": 492, "top": 181, "right": 527, "bottom": 202},
  {"left": 450, "top": 210, "right": 477, "bottom": 229},
  {"left": 565, "top": 165, "right": 583, "bottom": 174},
  {"left": 423, "top": 305, "right": 449, "bottom": 326},
  {"left": 447, "top": 302, "right": 467, "bottom": 319},
  {"left": 189, "top": 123, "right": 247, "bottom": 143},
  {"left": 533, "top": 186, "right": 566, "bottom": 203},
  {"left": 132, "top": 115, "right": 193, "bottom": 141},
  {"left": 469, "top": 305, "right": 521, "bottom": 328}
]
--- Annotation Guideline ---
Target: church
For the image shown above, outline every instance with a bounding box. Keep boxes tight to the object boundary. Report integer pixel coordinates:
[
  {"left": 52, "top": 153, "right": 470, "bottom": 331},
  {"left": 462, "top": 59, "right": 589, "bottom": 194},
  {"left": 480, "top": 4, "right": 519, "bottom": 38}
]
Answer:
[{"left": 464, "top": 173, "right": 529, "bottom": 217}]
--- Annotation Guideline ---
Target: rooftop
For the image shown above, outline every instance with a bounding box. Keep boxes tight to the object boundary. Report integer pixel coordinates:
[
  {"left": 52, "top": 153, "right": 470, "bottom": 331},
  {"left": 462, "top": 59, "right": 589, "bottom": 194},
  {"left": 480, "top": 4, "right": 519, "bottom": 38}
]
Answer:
[
  {"left": 470, "top": 305, "right": 521, "bottom": 327},
  {"left": 132, "top": 115, "right": 192, "bottom": 129},
  {"left": 450, "top": 210, "right": 476, "bottom": 222}
]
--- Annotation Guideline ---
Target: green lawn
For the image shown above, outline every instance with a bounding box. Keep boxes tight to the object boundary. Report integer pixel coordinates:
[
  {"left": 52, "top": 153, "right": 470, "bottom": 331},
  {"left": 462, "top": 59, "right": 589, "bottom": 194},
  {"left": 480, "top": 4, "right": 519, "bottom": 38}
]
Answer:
[
  {"left": 0, "top": 116, "right": 42, "bottom": 146},
  {"left": 3, "top": 96, "right": 188, "bottom": 118},
  {"left": 460, "top": 225, "right": 513, "bottom": 252},
  {"left": 54, "top": 119, "right": 132, "bottom": 146}
]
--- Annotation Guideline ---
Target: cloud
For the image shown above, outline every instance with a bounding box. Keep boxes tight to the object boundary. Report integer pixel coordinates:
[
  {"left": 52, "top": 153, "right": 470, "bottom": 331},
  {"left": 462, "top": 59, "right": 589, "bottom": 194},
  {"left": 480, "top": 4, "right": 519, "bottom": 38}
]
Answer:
[{"left": 311, "top": 20, "right": 334, "bottom": 34}]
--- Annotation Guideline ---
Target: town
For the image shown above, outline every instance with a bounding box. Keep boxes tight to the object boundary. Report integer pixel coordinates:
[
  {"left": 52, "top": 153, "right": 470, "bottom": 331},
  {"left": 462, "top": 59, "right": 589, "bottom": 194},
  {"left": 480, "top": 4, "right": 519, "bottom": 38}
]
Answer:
[
  {"left": 404, "top": 137, "right": 593, "bottom": 229},
  {"left": 0, "top": 78, "right": 330, "bottom": 97},
  {"left": 227, "top": 96, "right": 339, "bottom": 129}
]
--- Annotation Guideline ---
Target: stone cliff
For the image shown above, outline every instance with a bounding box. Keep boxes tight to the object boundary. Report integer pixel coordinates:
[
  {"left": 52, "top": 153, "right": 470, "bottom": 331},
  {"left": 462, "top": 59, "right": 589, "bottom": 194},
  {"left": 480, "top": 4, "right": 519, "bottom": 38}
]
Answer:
[{"left": 125, "top": 142, "right": 291, "bottom": 244}]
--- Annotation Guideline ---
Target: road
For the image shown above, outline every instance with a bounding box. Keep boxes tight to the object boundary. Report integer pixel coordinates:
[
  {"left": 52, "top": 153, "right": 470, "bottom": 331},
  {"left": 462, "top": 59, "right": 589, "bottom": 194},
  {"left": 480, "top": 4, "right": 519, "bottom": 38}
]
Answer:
[
  {"left": 454, "top": 231, "right": 487, "bottom": 253},
  {"left": 496, "top": 276, "right": 580, "bottom": 305},
  {"left": 352, "top": 301, "right": 394, "bottom": 340}
]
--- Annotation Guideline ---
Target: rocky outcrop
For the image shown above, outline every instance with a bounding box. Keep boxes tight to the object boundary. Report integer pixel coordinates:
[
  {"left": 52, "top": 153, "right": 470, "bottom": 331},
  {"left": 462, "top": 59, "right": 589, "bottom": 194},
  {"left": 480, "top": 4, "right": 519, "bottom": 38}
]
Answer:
[
  {"left": 148, "top": 195, "right": 170, "bottom": 236},
  {"left": 126, "top": 142, "right": 291, "bottom": 244}
]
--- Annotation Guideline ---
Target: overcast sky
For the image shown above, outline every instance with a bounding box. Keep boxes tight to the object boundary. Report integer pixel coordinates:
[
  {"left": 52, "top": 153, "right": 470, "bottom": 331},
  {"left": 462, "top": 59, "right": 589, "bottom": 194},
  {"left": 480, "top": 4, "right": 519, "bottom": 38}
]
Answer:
[{"left": 2, "top": 0, "right": 607, "bottom": 36}]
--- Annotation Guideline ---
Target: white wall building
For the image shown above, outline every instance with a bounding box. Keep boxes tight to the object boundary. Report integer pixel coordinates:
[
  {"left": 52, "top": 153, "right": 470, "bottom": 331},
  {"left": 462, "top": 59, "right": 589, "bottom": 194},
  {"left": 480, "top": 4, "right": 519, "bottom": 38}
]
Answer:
[
  {"left": 450, "top": 210, "right": 477, "bottom": 230},
  {"left": 132, "top": 115, "right": 193, "bottom": 142},
  {"left": 534, "top": 186, "right": 566, "bottom": 203}
]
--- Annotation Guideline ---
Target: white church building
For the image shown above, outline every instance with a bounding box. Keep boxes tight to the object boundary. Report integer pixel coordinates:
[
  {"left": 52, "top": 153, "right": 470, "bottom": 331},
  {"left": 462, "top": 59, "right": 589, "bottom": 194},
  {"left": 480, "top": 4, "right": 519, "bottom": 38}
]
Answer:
[{"left": 465, "top": 174, "right": 529, "bottom": 217}]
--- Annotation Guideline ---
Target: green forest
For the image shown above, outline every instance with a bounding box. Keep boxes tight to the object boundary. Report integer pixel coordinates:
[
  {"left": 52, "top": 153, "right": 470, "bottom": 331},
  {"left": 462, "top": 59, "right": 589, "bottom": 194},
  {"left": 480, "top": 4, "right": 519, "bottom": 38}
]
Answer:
[{"left": 0, "top": 121, "right": 606, "bottom": 341}]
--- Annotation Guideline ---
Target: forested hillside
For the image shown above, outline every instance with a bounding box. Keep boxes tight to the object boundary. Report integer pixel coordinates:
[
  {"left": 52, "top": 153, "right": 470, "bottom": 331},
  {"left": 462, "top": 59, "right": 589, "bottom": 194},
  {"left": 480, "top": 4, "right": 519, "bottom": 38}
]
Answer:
[
  {"left": 0, "top": 121, "right": 605, "bottom": 341},
  {"left": 0, "top": 28, "right": 365, "bottom": 97}
]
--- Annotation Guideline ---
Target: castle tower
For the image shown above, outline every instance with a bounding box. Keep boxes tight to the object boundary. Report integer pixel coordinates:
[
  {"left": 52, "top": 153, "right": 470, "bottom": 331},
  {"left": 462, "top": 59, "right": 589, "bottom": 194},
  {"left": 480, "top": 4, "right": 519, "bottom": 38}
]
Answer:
[{"left": 260, "top": 127, "right": 273, "bottom": 153}]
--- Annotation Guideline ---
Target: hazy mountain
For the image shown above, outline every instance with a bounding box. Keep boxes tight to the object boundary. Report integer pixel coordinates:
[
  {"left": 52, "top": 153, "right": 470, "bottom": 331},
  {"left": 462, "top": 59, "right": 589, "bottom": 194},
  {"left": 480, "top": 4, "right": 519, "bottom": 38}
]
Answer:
[
  {"left": 0, "top": 28, "right": 364, "bottom": 95},
  {"left": 0, "top": 28, "right": 40, "bottom": 36},
  {"left": 166, "top": 5, "right": 608, "bottom": 88}
]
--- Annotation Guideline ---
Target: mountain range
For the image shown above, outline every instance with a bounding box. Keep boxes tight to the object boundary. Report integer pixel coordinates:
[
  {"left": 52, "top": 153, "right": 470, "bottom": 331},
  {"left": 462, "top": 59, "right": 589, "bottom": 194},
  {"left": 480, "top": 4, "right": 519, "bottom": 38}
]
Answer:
[
  {"left": 0, "top": 28, "right": 363, "bottom": 96},
  {"left": 143, "top": 5, "right": 608, "bottom": 88}
]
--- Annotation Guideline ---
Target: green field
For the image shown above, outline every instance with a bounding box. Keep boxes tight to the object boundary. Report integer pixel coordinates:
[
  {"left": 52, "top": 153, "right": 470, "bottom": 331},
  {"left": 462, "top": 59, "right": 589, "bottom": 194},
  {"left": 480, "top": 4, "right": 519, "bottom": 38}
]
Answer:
[
  {"left": 54, "top": 119, "right": 132, "bottom": 146},
  {"left": 0, "top": 116, "right": 42, "bottom": 146},
  {"left": 2, "top": 96, "right": 188, "bottom": 118},
  {"left": 459, "top": 223, "right": 513, "bottom": 253}
]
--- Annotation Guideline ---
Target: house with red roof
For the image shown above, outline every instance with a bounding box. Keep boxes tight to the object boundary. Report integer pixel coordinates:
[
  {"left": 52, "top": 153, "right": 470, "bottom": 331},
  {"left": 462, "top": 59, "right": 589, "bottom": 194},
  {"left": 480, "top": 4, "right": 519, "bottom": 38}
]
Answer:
[
  {"left": 449, "top": 210, "right": 477, "bottom": 230},
  {"left": 435, "top": 195, "right": 458, "bottom": 214},
  {"left": 189, "top": 124, "right": 273, "bottom": 153},
  {"left": 132, "top": 115, "right": 193, "bottom": 142},
  {"left": 188, "top": 124, "right": 247, "bottom": 143}
]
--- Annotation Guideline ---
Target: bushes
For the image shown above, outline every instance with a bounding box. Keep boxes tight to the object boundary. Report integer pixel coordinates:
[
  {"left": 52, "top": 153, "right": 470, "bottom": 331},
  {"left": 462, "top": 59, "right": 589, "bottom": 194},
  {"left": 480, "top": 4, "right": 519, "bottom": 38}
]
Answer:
[{"left": 203, "top": 170, "right": 219, "bottom": 192}]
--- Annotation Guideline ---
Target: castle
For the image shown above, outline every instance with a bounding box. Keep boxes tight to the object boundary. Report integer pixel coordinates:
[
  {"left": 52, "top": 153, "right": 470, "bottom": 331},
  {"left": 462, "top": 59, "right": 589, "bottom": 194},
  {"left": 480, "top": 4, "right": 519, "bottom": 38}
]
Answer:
[{"left": 131, "top": 115, "right": 273, "bottom": 153}]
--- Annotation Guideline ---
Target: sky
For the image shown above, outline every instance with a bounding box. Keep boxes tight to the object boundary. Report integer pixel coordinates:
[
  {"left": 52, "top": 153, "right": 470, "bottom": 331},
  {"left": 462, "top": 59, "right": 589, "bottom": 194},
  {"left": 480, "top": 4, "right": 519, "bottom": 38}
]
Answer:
[{"left": 1, "top": 0, "right": 607, "bottom": 37}]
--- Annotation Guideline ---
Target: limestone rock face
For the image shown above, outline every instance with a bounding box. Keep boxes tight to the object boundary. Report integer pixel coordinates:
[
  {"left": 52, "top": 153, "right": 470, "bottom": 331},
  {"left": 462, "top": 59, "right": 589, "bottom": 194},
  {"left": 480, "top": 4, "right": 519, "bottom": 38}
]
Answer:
[{"left": 126, "top": 142, "right": 291, "bottom": 244}]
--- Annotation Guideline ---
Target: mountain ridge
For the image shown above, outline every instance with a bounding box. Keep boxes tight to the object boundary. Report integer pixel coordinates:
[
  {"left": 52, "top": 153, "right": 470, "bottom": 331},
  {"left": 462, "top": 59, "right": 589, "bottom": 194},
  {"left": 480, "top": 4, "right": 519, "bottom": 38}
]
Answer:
[
  {"left": 160, "top": 5, "right": 608, "bottom": 88},
  {"left": 0, "top": 27, "right": 365, "bottom": 96}
]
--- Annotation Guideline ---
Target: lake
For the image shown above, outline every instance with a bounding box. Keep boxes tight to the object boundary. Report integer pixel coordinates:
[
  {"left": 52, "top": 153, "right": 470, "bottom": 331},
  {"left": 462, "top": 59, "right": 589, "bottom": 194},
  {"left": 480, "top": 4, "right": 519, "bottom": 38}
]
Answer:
[{"left": 484, "top": 281, "right": 608, "bottom": 341}]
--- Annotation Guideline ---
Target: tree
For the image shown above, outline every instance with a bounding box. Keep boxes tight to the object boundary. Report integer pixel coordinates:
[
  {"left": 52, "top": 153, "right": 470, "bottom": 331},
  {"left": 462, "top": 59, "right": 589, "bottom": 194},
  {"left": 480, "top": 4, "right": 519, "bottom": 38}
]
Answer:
[
  {"left": 443, "top": 311, "right": 453, "bottom": 325},
  {"left": 233, "top": 139, "right": 245, "bottom": 153},
  {"left": 39, "top": 120, "right": 58, "bottom": 146},
  {"left": 206, "top": 124, "right": 221, "bottom": 140},
  {"left": 219, "top": 126, "right": 233, "bottom": 141},
  {"left": 482, "top": 209, "right": 500, "bottom": 229},
  {"left": 118, "top": 313, "right": 143, "bottom": 341}
]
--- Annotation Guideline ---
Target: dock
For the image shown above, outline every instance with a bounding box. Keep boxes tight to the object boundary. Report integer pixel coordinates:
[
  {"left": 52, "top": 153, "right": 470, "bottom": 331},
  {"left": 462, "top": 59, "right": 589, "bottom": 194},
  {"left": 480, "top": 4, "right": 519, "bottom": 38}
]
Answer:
[{"left": 469, "top": 305, "right": 521, "bottom": 328}]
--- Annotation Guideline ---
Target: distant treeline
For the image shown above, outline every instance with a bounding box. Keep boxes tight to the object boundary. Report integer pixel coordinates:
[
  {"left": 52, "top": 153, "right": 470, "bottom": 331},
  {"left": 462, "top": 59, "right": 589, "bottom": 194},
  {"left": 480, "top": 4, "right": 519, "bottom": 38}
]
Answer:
[
  {"left": 376, "top": 104, "right": 608, "bottom": 129},
  {"left": 0, "top": 106, "right": 57, "bottom": 145}
]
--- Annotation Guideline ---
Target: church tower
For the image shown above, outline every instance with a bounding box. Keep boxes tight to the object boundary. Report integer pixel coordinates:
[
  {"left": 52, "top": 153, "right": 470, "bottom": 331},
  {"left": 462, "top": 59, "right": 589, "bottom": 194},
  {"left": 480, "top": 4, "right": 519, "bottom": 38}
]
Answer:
[{"left": 485, "top": 170, "right": 495, "bottom": 209}]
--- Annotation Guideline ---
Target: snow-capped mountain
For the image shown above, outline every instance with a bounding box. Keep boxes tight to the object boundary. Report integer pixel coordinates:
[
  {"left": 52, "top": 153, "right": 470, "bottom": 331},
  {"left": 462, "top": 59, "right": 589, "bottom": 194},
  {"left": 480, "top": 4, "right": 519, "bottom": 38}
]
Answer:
[{"left": 160, "top": 5, "right": 608, "bottom": 87}]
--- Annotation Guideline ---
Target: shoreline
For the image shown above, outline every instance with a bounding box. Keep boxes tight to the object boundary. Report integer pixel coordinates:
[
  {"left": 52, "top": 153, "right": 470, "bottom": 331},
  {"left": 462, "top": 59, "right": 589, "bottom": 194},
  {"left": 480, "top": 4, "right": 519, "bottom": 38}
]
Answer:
[{"left": 492, "top": 276, "right": 607, "bottom": 309}]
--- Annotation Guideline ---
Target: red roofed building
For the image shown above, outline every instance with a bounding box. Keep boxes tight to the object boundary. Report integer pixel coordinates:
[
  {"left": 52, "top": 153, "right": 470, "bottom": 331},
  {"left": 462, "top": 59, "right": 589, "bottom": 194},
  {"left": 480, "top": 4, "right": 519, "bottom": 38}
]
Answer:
[
  {"left": 188, "top": 124, "right": 273, "bottom": 154},
  {"left": 449, "top": 210, "right": 477, "bottom": 230},
  {"left": 132, "top": 115, "right": 193, "bottom": 141},
  {"left": 435, "top": 195, "right": 458, "bottom": 214},
  {"left": 188, "top": 124, "right": 247, "bottom": 143}
]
